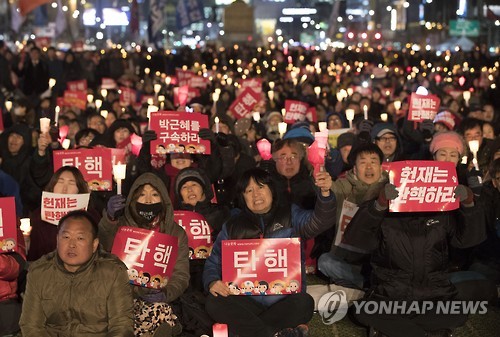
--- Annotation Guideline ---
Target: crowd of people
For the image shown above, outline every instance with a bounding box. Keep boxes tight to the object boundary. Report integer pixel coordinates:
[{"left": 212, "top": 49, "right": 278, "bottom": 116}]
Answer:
[{"left": 0, "top": 39, "right": 499, "bottom": 337}]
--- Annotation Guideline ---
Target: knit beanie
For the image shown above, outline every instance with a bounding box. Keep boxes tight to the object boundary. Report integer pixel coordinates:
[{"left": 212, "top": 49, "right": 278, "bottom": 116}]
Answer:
[{"left": 429, "top": 131, "right": 465, "bottom": 155}]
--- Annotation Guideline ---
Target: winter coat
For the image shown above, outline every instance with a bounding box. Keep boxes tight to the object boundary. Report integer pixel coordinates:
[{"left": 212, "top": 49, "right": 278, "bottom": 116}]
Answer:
[
  {"left": 98, "top": 172, "right": 189, "bottom": 303},
  {"left": 19, "top": 248, "right": 134, "bottom": 337},
  {"left": 203, "top": 192, "right": 336, "bottom": 307},
  {"left": 343, "top": 201, "right": 486, "bottom": 301}
]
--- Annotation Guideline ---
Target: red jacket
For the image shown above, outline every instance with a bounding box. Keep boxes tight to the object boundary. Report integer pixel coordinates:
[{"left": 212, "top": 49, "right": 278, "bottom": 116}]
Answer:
[{"left": 0, "top": 229, "right": 26, "bottom": 302}]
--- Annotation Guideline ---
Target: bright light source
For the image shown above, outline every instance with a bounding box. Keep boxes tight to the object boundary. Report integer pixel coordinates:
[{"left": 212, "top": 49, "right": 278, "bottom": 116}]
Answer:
[
  {"left": 347, "top": 32, "right": 354, "bottom": 39},
  {"left": 361, "top": 32, "right": 368, "bottom": 39},
  {"left": 374, "top": 32, "right": 381, "bottom": 39}
]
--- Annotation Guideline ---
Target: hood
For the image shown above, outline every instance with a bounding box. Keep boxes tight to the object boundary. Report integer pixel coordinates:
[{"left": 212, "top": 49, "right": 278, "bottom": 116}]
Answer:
[
  {"left": 0, "top": 123, "right": 33, "bottom": 158},
  {"left": 124, "top": 172, "right": 175, "bottom": 234}
]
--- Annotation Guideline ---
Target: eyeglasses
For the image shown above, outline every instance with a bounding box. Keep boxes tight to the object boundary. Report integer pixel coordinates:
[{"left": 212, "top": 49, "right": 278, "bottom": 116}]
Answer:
[
  {"left": 376, "top": 136, "right": 397, "bottom": 142},
  {"left": 275, "top": 155, "right": 300, "bottom": 163}
]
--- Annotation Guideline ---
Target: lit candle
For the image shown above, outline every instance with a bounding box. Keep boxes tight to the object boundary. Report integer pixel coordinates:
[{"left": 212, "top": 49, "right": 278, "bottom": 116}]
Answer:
[
  {"left": 20, "top": 218, "right": 31, "bottom": 236},
  {"left": 380, "top": 113, "right": 388, "bottom": 122},
  {"left": 147, "top": 97, "right": 154, "bottom": 105},
  {"left": 269, "top": 81, "right": 275, "bottom": 90},
  {"left": 267, "top": 90, "right": 274, "bottom": 102},
  {"left": 113, "top": 163, "right": 127, "bottom": 195},
  {"left": 100, "top": 110, "right": 108, "bottom": 119},
  {"left": 154, "top": 83, "right": 162, "bottom": 96},
  {"left": 87, "top": 94, "right": 94, "bottom": 104},
  {"left": 393, "top": 100, "right": 401, "bottom": 112},
  {"left": 347, "top": 88, "right": 353, "bottom": 96},
  {"left": 252, "top": 111, "right": 261, "bottom": 122},
  {"left": 213, "top": 323, "right": 229, "bottom": 337},
  {"left": 318, "top": 122, "right": 327, "bottom": 132},
  {"left": 95, "top": 99, "right": 102, "bottom": 110},
  {"left": 214, "top": 116, "right": 220, "bottom": 133},
  {"left": 62, "top": 138, "right": 71, "bottom": 150},
  {"left": 49, "top": 78, "right": 56, "bottom": 89},
  {"left": 314, "top": 86, "right": 321, "bottom": 99},
  {"left": 363, "top": 105, "right": 368, "bottom": 120},
  {"left": 5, "top": 100, "right": 12, "bottom": 112},
  {"left": 278, "top": 122, "right": 287, "bottom": 139},
  {"left": 40, "top": 117, "right": 51, "bottom": 134},
  {"left": 165, "top": 76, "right": 172, "bottom": 86},
  {"left": 345, "top": 109, "right": 355, "bottom": 129},
  {"left": 281, "top": 108, "right": 286, "bottom": 117},
  {"left": 101, "top": 89, "right": 108, "bottom": 99},
  {"left": 147, "top": 105, "right": 159, "bottom": 120},
  {"left": 145, "top": 67, "right": 150, "bottom": 75},
  {"left": 468, "top": 140, "right": 480, "bottom": 170},
  {"left": 54, "top": 106, "right": 60, "bottom": 126},
  {"left": 463, "top": 91, "right": 471, "bottom": 107}
]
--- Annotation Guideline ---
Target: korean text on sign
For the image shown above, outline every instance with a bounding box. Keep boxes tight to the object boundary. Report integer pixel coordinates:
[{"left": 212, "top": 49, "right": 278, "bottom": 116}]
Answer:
[
  {"left": 149, "top": 111, "right": 211, "bottom": 155},
  {"left": 174, "top": 210, "right": 213, "bottom": 259},
  {"left": 408, "top": 93, "right": 441, "bottom": 122},
  {"left": 111, "top": 226, "right": 179, "bottom": 289},
  {"left": 387, "top": 160, "right": 459, "bottom": 212},
  {"left": 222, "top": 238, "right": 302, "bottom": 296},
  {"left": 41, "top": 192, "right": 90, "bottom": 226}
]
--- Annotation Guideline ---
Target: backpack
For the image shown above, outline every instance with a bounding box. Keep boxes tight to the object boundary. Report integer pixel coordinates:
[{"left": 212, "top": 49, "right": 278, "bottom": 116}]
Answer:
[{"left": 171, "top": 290, "right": 214, "bottom": 337}]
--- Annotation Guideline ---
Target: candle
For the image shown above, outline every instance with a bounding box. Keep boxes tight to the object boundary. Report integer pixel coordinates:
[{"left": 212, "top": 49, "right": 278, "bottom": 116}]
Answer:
[
  {"left": 267, "top": 90, "right": 274, "bottom": 102},
  {"left": 345, "top": 109, "right": 355, "bottom": 129},
  {"left": 393, "top": 100, "right": 401, "bottom": 111},
  {"left": 278, "top": 122, "right": 287, "bottom": 139},
  {"left": 145, "top": 67, "right": 150, "bottom": 75},
  {"left": 95, "top": 99, "right": 102, "bottom": 110},
  {"left": 87, "top": 94, "right": 94, "bottom": 104},
  {"left": 363, "top": 105, "right": 368, "bottom": 120},
  {"left": 147, "top": 97, "right": 154, "bottom": 105},
  {"left": 5, "top": 100, "right": 12, "bottom": 112},
  {"left": 252, "top": 111, "right": 261, "bottom": 122},
  {"left": 463, "top": 91, "right": 471, "bottom": 107},
  {"left": 318, "top": 122, "right": 327, "bottom": 132},
  {"left": 314, "top": 86, "right": 321, "bottom": 99},
  {"left": 347, "top": 88, "right": 353, "bottom": 96},
  {"left": 113, "top": 163, "right": 127, "bottom": 195},
  {"left": 154, "top": 83, "right": 162, "bottom": 95},
  {"left": 213, "top": 323, "right": 228, "bottom": 337},
  {"left": 269, "top": 81, "right": 275, "bottom": 90},
  {"left": 281, "top": 108, "right": 286, "bottom": 117},
  {"left": 100, "top": 110, "right": 108, "bottom": 119},
  {"left": 461, "top": 156, "right": 468, "bottom": 165},
  {"left": 49, "top": 78, "right": 56, "bottom": 89},
  {"left": 62, "top": 138, "right": 71, "bottom": 150},
  {"left": 20, "top": 218, "right": 31, "bottom": 236},
  {"left": 54, "top": 106, "right": 60, "bottom": 126},
  {"left": 101, "top": 89, "right": 108, "bottom": 99},
  {"left": 214, "top": 116, "right": 220, "bottom": 133},
  {"left": 40, "top": 117, "right": 51, "bottom": 133},
  {"left": 468, "top": 140, "right": 480, "bottom": 170},
  {"left": 165, "top": 76, "right": 172, "bottom": 86},
  {"left": 147, "top": 105, "right": 159, "bottom": 120},
  {"left": 380, "top": 113, "right": 388, "bottom": 122}
]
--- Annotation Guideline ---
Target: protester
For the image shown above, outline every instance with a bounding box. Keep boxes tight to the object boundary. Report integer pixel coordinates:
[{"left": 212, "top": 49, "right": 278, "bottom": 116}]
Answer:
[{"left": 20, "top": 210, "right": 134, "bottom": 336}]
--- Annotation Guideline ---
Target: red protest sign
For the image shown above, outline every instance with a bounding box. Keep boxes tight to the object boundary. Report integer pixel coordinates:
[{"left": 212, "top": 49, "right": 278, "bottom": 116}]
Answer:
[
  {"left": 352, "top": 85, "right": 372, "bottom": 97},
  {"left": 173, "top": 86, "right": 200, "bottom": 107},
  {"left": 174, "top": 211, "right": 213, "bottom": 259},
  {"left": 120, "top": 87, "right": 137, "bottom": 106},
  {"left": 0, "top": 197, "right": 19, "bottom": 254},
  {"left": 176, "top": 68, "right": 195, "bottom": 87},
  {"left": 67, "top": 79, "right": 87, "bottom": 92},
  {"left": 149, "top": 111, "right": 211, "bottom": 155},
  {"left": 63, "top": 90, "right": 87, "bottom": 110},
  {"left": 222, "top": 238, "right": 302, "bottom": 296},
  {"left": 228, "top": 87, "right": 260, "bottom": 119},
  {"left": 284, "top": 100, "right": 309, "bottom": 124},
  {"left": 305, "top": 106, "right": 317, "bottom": 123},
  {"left": 387, "top": 160, "right": 459, "bottom": 212},
  {"left": 190, "top": 75, "right": 209, "bottom": 89},
  {"left": 53, "top": 148, "right": 114, "bottom": 191},
  {"left": 101, "top": 78, "right": 118, "bottom": 89},
  {"left": 408, "top": 93, "right": 441, "bottom": 122},
  {"left": 112, "top": 226, "right": 179, "bottom": 289},
  {"left": 240, "top": 78, "right": 262, "bottom": 94}
]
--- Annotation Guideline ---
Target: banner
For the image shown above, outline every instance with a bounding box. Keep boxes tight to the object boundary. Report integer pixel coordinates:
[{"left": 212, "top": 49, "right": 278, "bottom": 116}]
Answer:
[
  {"left": 387, "top": 161, "right": 459, "bottom": 212},
  {"left": 173, "top": 86, "right": 200, "bottom": 107},
  {"left": 175, "top": 69, "right": 195, "bottom": 87},
  {"left": 101, "top": 78, "right": 118, "bottom": 89},
  {"left": 228, "top": 87, "right": 260, "bottom": 119},
  {"left": 176, "top": 0, "right": 204, "bottom": 30},
  {"left": 284, "top": 100, "right": 309, "bottom": 124},
  {"left": 173, "top": 211, "right": 213, "bottom": 259},
  {"left": 0, "top": 197, "right": 19, "bottom": 254},
  {"left": 222, "top": 238, "right": 302, "bottom": 296},
  {"left": 62, "top": 90, "right": 87, "bottom": 110},
  {"left": 53, "top": 148, "right": 115, "bottom": 191},
  {"left": 112, "top": 227, "right": 179, "bottom": 289},
  {"left": 408, "top": 93, "right": 441, "bottom": 122},
  {"left": 67, "top": 79, "right": 87, "bottom": 92},
  {"left": 149, "top": 111, "right": 211, "bottom": 155},
  {"left": 41, "top": 192, "right": 90, "bottom": 226}
]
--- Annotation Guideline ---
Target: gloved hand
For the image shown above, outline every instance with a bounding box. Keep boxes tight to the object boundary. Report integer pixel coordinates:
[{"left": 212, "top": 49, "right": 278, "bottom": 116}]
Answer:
[
  {"left": 259, "top": 159, "right": 276, "bottom": 173},
  {"left": 142, "top": 130, "right": 157, "bottom": 143},
  {"left": 107, "top": 194, "right": 126, "bottom": 220},
  {"left": 376, "top": 183, "right": 399, "bottom": 210},
  {"left": 454, "top": 184, "right": 474, "bottom": 206},
  {"left": 199, "top": 128, "right": 216, "bottom": 143},
  {"left": 466, "top": 169, "right": 483, "bottom": 196},
  {"left": 358, "top": 119, "right": 374, "bottom": 134},
  {"left": 419, "top": 119, "right": 435, "bottom": 139}
]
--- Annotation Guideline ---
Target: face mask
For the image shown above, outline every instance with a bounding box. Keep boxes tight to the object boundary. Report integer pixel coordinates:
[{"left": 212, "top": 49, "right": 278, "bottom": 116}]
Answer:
[{"left": 136, "top": 202, "right": 162, "bottom": 221}]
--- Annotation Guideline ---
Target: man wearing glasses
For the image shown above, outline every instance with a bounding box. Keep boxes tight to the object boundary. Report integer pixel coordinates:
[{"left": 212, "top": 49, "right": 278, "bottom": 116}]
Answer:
[{"left": 371, "top": 123, "right": 404, "bottom": 163}]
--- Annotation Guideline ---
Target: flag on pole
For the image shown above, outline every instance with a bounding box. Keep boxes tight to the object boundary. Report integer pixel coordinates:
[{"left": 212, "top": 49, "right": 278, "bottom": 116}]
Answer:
[
  {"left": 148, "top": 0, "right": 166, "bottom": 45},
  {"left": 19, "top": 0, "right": 51, "bottom": 16}
]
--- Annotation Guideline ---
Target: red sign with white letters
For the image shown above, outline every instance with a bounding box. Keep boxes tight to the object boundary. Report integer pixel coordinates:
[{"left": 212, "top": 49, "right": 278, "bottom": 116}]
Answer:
[
  {"left": 149, "top": 111, "right": 211, "bottom": 155},
  {"left": 284, "top": 100, "right": 308, "bottom": 124},
  {"left": 0, "top": 197, "right": 19, "bottom": 254},
  {"left": 62, "top": 90, "right": 87, "bottom": 110},
  {"left": 387, "top": 161, "right": 459, "bottom": 212},
  {"left": 174, "top": 211, "right": 213, "bottom": 259},
  {"left": 240, "top": 78, "right": 262, "bottom": 94},
  {"left": 112, "top": 227, "right": 179, "bottom": 289},
  {"left": 408, "top": 93, "right": 441, "bottom": 122},
  {"left": 67, "top": 79, "right": 87, "bottom": 92},
  {"left": 173, "top": 86, "right": 200, "bottom": 107},
  {"left": 228, "top": 87, "right": 260, "bottom": 119},
  {"left": 222, "top": 238, "right": 302, "bottom": 296},
  {"left": 53, "top": 148, "right": 114, "bottom": 191}
]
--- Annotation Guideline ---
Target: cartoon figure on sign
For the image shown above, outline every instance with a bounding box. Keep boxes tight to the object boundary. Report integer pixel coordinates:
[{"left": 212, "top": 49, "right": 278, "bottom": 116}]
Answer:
[
  {"left": 228, "top": 282, "right": 240, "bottom": 295},
  {"left": 188, "top": 247, "right": 194, "bottom": 259},
  {"left": 1, "top": 238, "right": 16, "bottom": 252},
  {"left": 288, "top": 280, "right": 300, "bottom": 294},
  {"left": 195, "top": 246, "right": 209, "bottom": 259},
  {"left": 127, "top": 268, "right": 139, "bottom": 284},
  {"left": 139, "top": 272, "right": 151, "bottom": 287},
  {"left": 240, "top": 280, "right": 255, "bottom": 295},
  {"left": 270, "top": 280, "right": 285, "bottom": 294},
  {"left": 150, "top": 276, "right": 162, "bottom": 289},
  {"left": 256, "top": 280, "right": 269, "bottom": 295}
]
